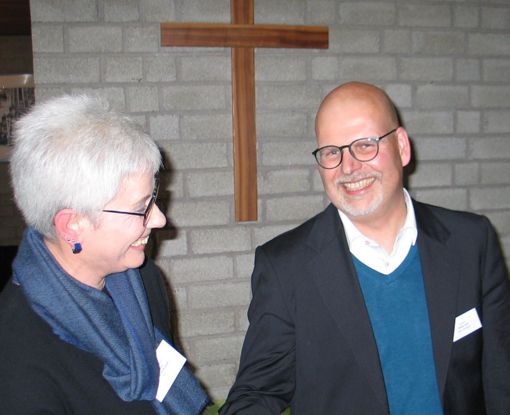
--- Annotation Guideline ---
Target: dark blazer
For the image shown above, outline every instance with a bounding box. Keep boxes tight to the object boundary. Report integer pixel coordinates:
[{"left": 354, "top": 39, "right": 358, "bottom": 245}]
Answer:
[
  {"left": 0, "top": 260, "right": 171, "bottom": 415},
  {"left": 221, "top": 201, "right": 510, "bottom": 415}
]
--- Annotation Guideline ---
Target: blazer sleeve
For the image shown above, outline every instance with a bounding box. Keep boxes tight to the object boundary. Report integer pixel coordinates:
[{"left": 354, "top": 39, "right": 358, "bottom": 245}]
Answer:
[
  {"left": 220, "top": 246, "right": 295, "bottom": 415},
  {"left": 480, "top": 216, "right": 510, "bottom": 413}
]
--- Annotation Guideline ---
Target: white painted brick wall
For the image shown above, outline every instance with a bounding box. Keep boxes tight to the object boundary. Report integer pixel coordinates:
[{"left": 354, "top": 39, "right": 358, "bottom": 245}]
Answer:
[
  {"left": 486, "top": 111, "right": 510, "bottom": 133},
  {"left": 400, "top": 57, "right": 454, "bottom": 81},
  {"left": 16, "top": 0, "right": 509, "bottom": 402},
  {"left": 162, "top": 85, "right": 228, "bottom": 110},
  {"left": 104, "top": 0, "right": 140, "bottom": 22},
  {"left": 30, "top": 0, "right": 97, "bottom": 22},
  {"left": 144, "top": 54, "right": 177, "bottom": 81},
  {"left": 140, "top": 0, "right": 175, "bottom": 21},
  {"left": 125, "top": 26, "right": 160, "bottom": 52},
  {"left": 31, "top": 25, "right": 64, "bottom": 52},
  {"left": 104, "top": 56, "right": 143, "bottom": 82},
  {"left": 413, "top": 31, "right": 465, "bottom": 55},
  {"left": 68, "top": 26, "right": 123, "bottom": 52},
  {"left": 398, "top": 4, "right": 452, "bottom": 27},
  {"left": 415, "top": 85, "right": 469, "bottom": 109},
  {"left": 409, "top": 163, "right": 453, "bottom": 188},
  {"left": 34, "top": 57, "right": 101, "bottom": 83},
  {"left": 454, "top": 162, "right": 479, "bottom": 186}
]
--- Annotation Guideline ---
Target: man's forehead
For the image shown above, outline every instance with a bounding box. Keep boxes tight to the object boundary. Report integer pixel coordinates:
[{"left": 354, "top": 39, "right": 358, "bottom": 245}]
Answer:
[{"left": 318, "top": 94, "right": 393, "bottom": 129}]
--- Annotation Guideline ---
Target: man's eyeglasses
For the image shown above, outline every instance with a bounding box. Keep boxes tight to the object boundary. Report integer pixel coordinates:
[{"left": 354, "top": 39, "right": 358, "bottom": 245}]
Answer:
[
  {"left": 312, "top": 128, "right": 398, "bottom": 169},
  {"left": 102, "top": 176, "right": 160, "bottom": 227}
]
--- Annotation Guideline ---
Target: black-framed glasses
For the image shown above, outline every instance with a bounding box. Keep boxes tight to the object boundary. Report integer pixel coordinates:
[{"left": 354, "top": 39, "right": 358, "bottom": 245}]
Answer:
[
  {"left": 312, "top": 128, "right": 398, "bottom": 169},
  {"left": 102, "top": 176, "right": 160, "bottom": 227}
]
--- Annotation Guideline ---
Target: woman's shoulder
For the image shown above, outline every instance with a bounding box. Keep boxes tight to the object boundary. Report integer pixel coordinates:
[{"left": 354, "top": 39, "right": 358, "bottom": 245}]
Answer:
[
  {"left": 0, "top": 282, "right": 91, "bottom": 369},
  {"left": 0, "top": 282, "right": 79, "bottom": 411},
  {"left": 0, "top": 281, "right": 157, "bottom": 415},
  {"left": 0, "top": 281, "right": 51, "bottom": 343}
]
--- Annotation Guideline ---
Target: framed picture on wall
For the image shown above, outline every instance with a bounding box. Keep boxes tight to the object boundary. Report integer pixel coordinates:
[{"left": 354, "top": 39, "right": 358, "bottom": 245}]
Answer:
[{"left": 0, "top": 74, "right": 35, "bottom": 162}]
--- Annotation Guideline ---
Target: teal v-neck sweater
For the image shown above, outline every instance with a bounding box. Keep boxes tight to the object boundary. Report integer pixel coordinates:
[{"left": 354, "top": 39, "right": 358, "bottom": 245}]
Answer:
[{"left": 353, "top": 245, "right": 443, "bottom": 415}]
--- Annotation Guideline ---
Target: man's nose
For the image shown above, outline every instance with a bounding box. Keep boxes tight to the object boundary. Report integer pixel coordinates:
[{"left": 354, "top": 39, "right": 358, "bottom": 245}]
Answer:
[{"left": 340, "top": 149, "right": 362, "bottom": 175}]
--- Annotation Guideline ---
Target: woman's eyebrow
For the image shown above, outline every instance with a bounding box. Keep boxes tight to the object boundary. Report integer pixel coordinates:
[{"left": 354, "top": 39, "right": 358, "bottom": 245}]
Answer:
[{"left": 129, "top": 192, "right": 152, "bottom": 209}]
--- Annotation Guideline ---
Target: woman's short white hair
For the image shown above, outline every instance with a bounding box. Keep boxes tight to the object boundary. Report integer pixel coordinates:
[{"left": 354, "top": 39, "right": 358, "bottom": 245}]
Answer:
[{"left": 10, "top": 94, "right": 162, "bottom": 239}]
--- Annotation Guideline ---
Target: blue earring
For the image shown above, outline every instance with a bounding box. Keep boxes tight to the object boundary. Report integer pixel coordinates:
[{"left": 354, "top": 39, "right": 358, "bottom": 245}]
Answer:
[{"left": 72, "top": 242, "right": 82, "bottom": 254}]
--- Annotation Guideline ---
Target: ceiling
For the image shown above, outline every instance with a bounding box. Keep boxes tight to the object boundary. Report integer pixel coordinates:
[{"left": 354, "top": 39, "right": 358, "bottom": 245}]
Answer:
[{"left": 0, "top": 0, "right": 31, "bottom": 36}]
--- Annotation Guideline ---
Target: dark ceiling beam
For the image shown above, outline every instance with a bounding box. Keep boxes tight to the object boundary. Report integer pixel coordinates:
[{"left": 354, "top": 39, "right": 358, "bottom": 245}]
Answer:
[{"left": 0, "top": 0, "right": 31, "bottom": 36}]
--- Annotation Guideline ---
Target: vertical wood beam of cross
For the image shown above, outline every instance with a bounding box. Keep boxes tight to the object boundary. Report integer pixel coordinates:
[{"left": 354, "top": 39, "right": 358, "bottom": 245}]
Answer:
[
  {"left": 231, "top": 0, "right": 256, "bottom": 222},
  {"left": 161, "top": 0, "right": 328, "bottom": 222}
]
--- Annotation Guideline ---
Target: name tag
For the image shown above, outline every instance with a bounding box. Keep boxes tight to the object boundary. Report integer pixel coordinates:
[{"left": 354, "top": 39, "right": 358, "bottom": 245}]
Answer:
[
  {"left": 453, "top": 308, "right": 482, "bottom": 342},
  {"left": 155, "top": 340, "right": 187, "bottom": 402}
]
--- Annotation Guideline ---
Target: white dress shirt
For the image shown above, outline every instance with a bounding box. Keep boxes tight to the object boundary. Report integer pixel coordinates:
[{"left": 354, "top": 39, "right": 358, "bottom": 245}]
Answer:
[{"left": 338, "top": 189, "right": 418, "bottom": 275}]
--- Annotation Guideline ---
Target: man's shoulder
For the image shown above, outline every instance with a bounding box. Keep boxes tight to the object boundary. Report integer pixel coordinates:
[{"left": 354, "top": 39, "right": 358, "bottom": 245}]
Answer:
[
  {"left": 259, "top": 204, "right": 339, "bottom": 255},
  {"left": 413, "top": 199, "right": 489, "bottom": 226},
  {"left": 413, "top": 199, "right": 495, "bottom": 243}
]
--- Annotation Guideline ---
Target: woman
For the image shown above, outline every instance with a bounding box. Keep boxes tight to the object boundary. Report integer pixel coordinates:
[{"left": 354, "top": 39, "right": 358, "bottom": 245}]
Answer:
[{"left": 0, "top": 95, "right": 208, "bottom": 414}]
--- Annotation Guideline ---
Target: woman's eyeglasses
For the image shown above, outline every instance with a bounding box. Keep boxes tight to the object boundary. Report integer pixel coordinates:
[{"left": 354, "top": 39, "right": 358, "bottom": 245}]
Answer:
[{"left": 102, "top": 176, "right": 160, "bottom": 227}]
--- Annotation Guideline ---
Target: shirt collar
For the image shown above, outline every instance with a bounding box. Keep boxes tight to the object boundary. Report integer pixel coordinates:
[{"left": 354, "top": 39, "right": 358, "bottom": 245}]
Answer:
[{"left": 338, "top": 189, "right": 418, "bottom": 251}]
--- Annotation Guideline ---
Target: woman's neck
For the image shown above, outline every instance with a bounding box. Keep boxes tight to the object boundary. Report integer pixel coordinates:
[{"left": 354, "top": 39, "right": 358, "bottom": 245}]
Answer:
[{"left": 44, "top": 238, "right": 106, "bottom": 290}]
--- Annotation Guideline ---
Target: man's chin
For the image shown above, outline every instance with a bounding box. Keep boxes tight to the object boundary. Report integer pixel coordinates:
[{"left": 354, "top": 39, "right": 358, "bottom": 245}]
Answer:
[{"left": 338, "top": 198, "right": 382, "bottom": 219}]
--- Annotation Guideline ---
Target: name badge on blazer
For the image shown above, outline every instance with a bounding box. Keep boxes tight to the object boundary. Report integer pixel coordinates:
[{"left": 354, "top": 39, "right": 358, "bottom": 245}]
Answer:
[
  {"left": 155, "top": 339, "right": 187, "bottom": 401},
  {"left": 453, "top": 308, "right": 482, "bottom": 342}
]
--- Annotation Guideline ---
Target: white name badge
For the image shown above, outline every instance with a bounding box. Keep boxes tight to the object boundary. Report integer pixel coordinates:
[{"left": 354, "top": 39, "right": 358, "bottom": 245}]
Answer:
[
  {"left": 155, "top": 339, "right": 187, "bottom": 402},
  {"left": 453, "top": 308, "right": 482, "bottom": 342}
]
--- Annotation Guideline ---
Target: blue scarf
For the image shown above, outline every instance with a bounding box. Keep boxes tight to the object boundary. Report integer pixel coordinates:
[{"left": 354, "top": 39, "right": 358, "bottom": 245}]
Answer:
[{"left": 12, "top": 227, "right": 209, "bottom": 414}]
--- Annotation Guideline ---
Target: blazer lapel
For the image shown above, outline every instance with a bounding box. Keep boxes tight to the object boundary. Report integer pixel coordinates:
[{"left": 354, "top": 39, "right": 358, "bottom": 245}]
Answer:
[
  {"left": 414, "top": 201, "right": 460, "bottom": 397},
  {"left": 307, "top": 204, "right": 388, "bottom": 411}
]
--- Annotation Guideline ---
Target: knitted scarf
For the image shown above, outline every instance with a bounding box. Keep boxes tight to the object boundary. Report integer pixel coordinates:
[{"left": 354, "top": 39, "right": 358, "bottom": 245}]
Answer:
[{"left": 12, "top": 227, "right": 208, "bottom": 414}]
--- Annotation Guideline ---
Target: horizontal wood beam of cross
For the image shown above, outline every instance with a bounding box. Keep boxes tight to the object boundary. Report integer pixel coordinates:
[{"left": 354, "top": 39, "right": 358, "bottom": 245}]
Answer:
[
  {"left": 160, "top": 23, "right": 329, "bottom": 49},
  {"left": 161, "top": 0, "right": 328, "bottom": 222}
]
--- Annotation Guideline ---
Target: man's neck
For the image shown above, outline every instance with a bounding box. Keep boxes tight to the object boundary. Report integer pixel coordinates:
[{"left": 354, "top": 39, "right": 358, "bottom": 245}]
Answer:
[{"left": 348, "top": 194, "right": 408, "bottom": 254}]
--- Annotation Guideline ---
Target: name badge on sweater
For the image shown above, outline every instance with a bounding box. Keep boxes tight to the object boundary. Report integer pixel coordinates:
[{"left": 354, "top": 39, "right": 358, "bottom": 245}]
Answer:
[
  {"left": 453, "top": 308, "right": 482, "bottom": 342},
  {"left": 155, "top": 340, "right": 187, "bottom": 402}
]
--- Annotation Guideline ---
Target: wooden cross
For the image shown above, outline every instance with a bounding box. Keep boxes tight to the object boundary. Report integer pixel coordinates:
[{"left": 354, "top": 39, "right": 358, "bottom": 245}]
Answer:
[{"left": 161, "top": 0, "right": 328, "bottom": 221}]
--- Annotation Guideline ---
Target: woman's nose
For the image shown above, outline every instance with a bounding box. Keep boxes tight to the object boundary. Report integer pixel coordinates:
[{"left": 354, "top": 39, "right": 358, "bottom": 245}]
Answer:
[{"left": 147, "top": 204, "right": 167, "bottom": 229}]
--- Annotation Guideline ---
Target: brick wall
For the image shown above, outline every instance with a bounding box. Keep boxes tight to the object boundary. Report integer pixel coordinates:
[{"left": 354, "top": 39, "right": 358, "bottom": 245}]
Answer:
[{"left": 12, "top": 0, "right": 510, "bottom": 399}]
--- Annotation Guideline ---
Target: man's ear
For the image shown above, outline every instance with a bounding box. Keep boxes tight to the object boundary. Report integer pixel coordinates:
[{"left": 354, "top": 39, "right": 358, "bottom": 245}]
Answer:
[{"left": 396, "top": 127, "right": 412, "bottom": 168}]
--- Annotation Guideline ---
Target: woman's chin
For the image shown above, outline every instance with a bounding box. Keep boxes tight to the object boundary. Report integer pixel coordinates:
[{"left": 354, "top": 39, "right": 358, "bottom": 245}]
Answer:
[{"left": 123, "top": 249, "right": 146, "bottom": 269}]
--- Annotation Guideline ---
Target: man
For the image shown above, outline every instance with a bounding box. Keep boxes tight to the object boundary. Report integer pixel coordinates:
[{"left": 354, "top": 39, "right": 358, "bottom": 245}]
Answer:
[{"left": 220, "top": 82, "right": 510, "bottom": 414}]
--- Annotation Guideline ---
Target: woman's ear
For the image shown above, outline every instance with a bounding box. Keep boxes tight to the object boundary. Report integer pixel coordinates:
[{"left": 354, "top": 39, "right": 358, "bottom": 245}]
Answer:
[{"left": 53, "top": 209, "right": 85, "bottom": 247}]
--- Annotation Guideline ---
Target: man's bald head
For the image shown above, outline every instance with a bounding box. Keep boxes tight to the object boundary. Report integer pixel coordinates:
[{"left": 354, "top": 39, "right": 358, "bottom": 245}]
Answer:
[{"left": 315, "top": 82, "right": 399, "bottom": 137}]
